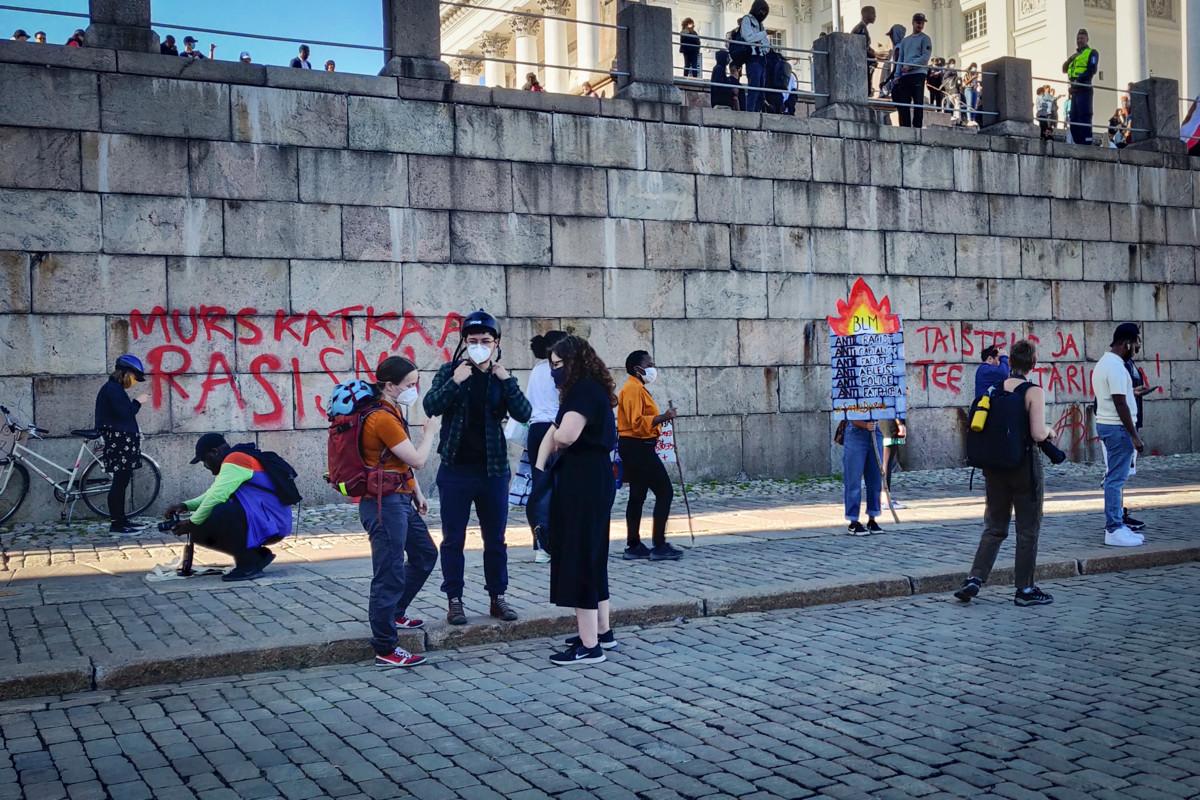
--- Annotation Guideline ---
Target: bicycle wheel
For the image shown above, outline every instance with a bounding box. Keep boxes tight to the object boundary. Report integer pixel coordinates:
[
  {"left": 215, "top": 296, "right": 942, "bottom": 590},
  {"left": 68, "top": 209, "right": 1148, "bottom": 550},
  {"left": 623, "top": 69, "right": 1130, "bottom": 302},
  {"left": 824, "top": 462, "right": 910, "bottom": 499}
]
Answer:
[
  {"left": 80, "top": 455, "right": 162, "bottom": 518},
  {"left": 0, "top": 461, "right": 30, "bottom": 525}
]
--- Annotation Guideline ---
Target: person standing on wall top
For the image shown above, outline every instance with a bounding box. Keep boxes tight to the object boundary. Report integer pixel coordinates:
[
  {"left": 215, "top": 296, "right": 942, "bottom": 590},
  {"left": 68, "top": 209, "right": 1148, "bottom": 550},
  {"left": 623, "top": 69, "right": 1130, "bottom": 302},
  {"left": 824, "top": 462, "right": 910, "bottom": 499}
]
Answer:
[
  {"left": 679, "top": 17, "right": 702, "bottom": 78},
  {"left": 95, "top": 354, "right": 150, "bottom": 534},
  {"left": 423, "top": 309, "right": 532, "bottom": 626},
  {"left": 65, "top": 29, "right": 85, "bottom": 47},
  {"left": 850, "top": 6, "right": 877, "bottom": 96},
  {"left": 617, "top": 351, "right": 681, "bottom": 561},
  {"left": 1063, "top": 28, "right": 1098, "bottom": 145},
  {"left": 160, "top": 34, "right": 178, "bottom": 56},
  {"left": 740, "top": 0, "right": 771, "bottom": 113},
  {"left": 1092, "top": 323, "right": 1144, "bottom": 548},
  {"left": 892, "top": 13, "right": 932, "bottom": 128},
  {"left": 290, "top": 44, "right": 312, "bottom": 69},
  {"left": 710, "top": 50, "right": 742, "bottom": 111},
  {"left": 974, "top": 345, "right": 1010, "bottom": 400}
]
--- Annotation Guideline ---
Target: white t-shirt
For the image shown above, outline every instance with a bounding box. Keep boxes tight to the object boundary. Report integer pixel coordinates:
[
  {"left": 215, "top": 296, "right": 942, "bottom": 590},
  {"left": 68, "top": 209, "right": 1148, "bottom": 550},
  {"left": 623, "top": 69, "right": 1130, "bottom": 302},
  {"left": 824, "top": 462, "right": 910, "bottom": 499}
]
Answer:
[
  {"left": 526, "top": 360, "right": 560, "bottom": 424},
  {"left": 1092, "top": 352, "right": 1137, "bottom": 426}
]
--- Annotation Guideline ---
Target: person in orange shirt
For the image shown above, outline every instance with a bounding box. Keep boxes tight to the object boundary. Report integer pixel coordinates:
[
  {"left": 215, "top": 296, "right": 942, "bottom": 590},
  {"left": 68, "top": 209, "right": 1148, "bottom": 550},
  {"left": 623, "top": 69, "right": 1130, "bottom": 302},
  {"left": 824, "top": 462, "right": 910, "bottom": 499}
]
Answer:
[
  {"left": 617, "top": 350, "right": 680, "bottom": 561},
  {"left": 359, "top": 356, "right": 439, "bottom": 668}
]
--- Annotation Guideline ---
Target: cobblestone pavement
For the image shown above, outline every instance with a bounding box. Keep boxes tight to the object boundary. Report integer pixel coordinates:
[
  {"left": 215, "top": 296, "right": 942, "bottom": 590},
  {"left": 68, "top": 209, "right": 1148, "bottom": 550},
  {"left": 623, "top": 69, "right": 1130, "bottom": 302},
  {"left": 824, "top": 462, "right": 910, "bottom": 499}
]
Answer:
[
  {"left": 0, "top": 455, "right": 1197, "bottom": 697},
  {"left": 1, "top": 564, "right": 1197, "bottom": 800}
]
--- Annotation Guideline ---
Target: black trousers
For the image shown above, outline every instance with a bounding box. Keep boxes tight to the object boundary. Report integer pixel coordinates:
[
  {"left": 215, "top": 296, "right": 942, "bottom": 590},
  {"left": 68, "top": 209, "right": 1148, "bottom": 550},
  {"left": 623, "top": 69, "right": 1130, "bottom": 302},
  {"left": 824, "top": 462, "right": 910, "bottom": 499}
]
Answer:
[
  {"left": 108, "top": 469, "right": 132, "bottom": 524},
  {"left": 618, "top": 438, "right": 673, "bottom": 549},
  {"left": 193, "top": 497, "right": 261, "bottom": 570},
  {"left": 1069, "top": 87, "right": 1094, "bottom": 145},
  {"left": 526, "top": 422, "right": 553, "bottom": 549},
  {"left": 893, "top": 74, "right": 926, "bottom": 128},
  {"left": 968, "top": 457, "right": 1043, "bottom": 590}
]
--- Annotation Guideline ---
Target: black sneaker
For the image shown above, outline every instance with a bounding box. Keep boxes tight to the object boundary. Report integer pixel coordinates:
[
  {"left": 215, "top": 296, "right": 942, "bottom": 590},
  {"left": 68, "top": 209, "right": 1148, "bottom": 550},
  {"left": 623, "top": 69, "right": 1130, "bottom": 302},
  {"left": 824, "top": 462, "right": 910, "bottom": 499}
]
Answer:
[
  {"left": 565, "top": 630, "right": 618, "bottom": 650},
  {"left": 847, "top": 521, "right": 869, "bottom": 536},
  {"left": 954, "top": 577, "right": 982, "bottom": 602},
  {"left": 866, "top": 519, "right": 883, "bottom": 534},
  {"left": 623, "top": 543, "right": 651, "bottom": 560},
  {"left": 650, "top": 543, "right": 683, "bottom": 561},
  {"left": 109, "top": 522, "right": 142, "bottom": 534},
  {"left": 1123, "top": 509, "right": 1146, "bottom": 531},
  {"left": 549, "top": 642, "right": 606, "bottom": 666},
  {"left": 257, "top": 547, "right": 276, "bottom": 572},
  {"left": 222, "top": 563, "right": 265, "bottom": 582},
  {"left": 1014, "top": 586, "right": 1054, "bottom": 607}
]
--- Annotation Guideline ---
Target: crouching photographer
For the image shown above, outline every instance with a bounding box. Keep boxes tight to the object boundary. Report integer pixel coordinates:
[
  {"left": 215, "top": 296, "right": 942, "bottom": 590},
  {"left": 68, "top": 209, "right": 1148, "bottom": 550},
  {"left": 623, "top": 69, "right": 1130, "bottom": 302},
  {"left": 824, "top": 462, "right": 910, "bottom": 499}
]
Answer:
[{"left": 164, "top": 433, "right": 299, "bottom": 582}]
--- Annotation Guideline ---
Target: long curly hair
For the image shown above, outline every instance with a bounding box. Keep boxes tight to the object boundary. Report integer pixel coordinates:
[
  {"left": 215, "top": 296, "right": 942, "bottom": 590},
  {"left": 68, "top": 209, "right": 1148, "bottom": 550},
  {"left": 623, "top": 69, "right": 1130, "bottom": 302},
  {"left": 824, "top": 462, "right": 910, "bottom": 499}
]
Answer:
[{"left": 551, "top": 335, "right": 616, "bottom": 408}]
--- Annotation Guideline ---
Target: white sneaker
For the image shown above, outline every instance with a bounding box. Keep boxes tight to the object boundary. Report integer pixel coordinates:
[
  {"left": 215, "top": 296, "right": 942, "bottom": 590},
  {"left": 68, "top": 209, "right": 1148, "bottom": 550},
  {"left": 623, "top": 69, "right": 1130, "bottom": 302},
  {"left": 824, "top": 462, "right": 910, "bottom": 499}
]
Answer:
[
  {"left": 889, "top": 499, "right": 907, "bottom": 509},
  {"left": 1104, "top": 526, "right": 1143, "bottom": 547},
  {"left": 534, "top": 549, "right": 550, "bottom": 564}
]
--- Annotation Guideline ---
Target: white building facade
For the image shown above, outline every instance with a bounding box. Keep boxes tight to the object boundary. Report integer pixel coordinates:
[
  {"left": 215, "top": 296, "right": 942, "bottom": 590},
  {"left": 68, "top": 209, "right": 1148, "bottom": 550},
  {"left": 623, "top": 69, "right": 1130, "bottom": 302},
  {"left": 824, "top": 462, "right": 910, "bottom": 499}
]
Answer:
[{"left": 441, "top": 0, "right": 1196, "bottom": 103}]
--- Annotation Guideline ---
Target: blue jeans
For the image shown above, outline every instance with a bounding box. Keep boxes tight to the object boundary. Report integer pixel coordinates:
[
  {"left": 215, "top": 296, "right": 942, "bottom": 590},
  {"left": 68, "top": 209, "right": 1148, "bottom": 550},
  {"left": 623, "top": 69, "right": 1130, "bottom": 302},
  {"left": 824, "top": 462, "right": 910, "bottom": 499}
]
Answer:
[
  {"left": 1097, "top": 423, "right": 1134, "bottom": 532},
  {"left": 360, "top": 493, "right": 438, "bottom": 655},
  {"left": 963, "top": 87, "right": 979, "bottom": 124},
  {"left": 843, "top": 425, "right": 883, "bottom": 521},
  {"left": 745, "top": 56, "right": 766, "bottom": 113},
  {"left": 436, "top": 463, "right": 510, "bottom": 598}
]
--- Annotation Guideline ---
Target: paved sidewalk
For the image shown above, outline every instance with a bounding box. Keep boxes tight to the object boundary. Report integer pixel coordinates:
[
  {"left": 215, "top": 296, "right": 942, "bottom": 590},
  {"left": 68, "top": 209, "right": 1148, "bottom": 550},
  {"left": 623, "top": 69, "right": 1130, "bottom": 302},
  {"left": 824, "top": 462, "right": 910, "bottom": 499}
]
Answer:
[
  {"left": 2, "top": 564, "right": 1198, "bottom": 800},
  {"left": 1, "top": 456, "right": 1198, "bottom": 700}
]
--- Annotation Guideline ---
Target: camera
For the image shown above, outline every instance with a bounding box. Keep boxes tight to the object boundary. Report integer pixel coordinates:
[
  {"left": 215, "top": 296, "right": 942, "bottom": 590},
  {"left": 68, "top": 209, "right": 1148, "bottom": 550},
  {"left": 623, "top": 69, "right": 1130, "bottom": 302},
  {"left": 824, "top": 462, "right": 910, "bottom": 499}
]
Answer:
[
  {"left": 1038, "top": 438, "right": 1067, "bottom": 465},
  {"left": 158, "top": 513, "right": 182, "bottom": 532}
]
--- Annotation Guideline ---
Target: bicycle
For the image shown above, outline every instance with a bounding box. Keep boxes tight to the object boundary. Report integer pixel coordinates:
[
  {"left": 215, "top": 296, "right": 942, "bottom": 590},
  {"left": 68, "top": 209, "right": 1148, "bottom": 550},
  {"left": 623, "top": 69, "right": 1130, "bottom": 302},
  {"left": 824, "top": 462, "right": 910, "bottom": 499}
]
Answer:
[{"left": 0, "top": 403, "right": 162, "bottom": 525}]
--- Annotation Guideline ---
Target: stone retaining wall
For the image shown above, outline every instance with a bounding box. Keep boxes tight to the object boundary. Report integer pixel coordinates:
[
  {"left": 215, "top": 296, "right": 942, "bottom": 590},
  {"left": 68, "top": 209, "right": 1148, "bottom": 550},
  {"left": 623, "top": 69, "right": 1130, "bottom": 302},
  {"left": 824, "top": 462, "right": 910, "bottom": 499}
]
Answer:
[{"left": 0, "top": 41, "right": 1197, "bottom": 521}]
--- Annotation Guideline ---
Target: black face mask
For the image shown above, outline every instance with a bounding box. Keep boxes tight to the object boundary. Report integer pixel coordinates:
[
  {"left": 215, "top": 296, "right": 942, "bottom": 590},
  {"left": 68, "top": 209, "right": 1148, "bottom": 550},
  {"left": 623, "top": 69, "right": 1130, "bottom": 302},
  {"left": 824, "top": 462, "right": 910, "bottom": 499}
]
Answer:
[{"left": 551, "top": 366, "right": 565, "bottom": 387}]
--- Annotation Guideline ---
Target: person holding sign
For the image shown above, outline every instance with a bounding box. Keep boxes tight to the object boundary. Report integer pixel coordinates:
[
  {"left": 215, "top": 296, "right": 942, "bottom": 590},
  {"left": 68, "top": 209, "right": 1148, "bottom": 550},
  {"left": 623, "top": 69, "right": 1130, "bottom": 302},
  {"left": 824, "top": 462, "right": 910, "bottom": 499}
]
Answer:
[
  {"left": 843, "top": 421, "right": 885, "bottom": 535},
  {"left": 617, "top": 351, "right": 681, "bottom": 561}
]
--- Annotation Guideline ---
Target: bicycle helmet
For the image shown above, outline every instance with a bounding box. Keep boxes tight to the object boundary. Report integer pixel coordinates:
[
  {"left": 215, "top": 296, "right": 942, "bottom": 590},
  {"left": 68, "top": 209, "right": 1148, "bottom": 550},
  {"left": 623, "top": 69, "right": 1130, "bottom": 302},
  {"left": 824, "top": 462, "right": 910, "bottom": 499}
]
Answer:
[
  {"left": 327, "top": 379, "right": 375, "bottom": 419},
  {"left": 462, "top": 309, "right": 501, "bottom": 339},
  {"left": 114, "top": 353, "right": 146, "bottom": 381}
]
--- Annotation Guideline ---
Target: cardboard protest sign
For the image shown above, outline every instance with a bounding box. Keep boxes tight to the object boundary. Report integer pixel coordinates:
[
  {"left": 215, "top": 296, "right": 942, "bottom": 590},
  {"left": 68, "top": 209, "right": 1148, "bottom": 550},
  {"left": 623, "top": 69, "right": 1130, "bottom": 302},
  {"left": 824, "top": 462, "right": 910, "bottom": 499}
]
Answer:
[
  {"left": 827, "top": 278, "right": 907, "bottom": 421},
  {"left": 656, "top": 421, "right": 677, "bottom": 464}
]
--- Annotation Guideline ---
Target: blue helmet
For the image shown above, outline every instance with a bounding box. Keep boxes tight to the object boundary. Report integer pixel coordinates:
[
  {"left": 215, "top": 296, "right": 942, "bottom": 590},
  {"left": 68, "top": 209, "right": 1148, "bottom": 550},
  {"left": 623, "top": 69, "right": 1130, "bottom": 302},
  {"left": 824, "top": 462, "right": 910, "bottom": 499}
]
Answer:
[
  {"left": 114, "top": 353, "right": 146, "bottom": 381},
  {"left": 327, "top": 379, "right": 375, "bottom": 418}
]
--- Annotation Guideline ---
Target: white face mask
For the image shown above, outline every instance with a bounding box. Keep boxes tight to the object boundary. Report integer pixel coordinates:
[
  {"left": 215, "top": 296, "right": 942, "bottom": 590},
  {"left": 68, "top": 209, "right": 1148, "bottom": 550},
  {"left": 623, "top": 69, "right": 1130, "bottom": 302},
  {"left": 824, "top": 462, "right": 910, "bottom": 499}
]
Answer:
[
  {"left": 396, "top": 386, "right": 419, "bottom": 406},
  {"left": 642, "top": 367, "right": 658, "bottom": 385},
  {"left": 466, "top": 343, "right": 493, "bottom": 365}
]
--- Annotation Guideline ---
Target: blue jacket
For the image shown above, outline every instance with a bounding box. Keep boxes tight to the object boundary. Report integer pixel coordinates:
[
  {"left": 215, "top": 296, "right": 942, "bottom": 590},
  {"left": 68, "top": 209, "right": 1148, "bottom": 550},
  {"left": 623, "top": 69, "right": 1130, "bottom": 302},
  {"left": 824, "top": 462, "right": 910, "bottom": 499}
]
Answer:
[
  {"left": 973, "top": 356, "right": 1010, "bottom": 399},
  {"left": 95, "top": 377, "right": 141, "bottom": 434}
]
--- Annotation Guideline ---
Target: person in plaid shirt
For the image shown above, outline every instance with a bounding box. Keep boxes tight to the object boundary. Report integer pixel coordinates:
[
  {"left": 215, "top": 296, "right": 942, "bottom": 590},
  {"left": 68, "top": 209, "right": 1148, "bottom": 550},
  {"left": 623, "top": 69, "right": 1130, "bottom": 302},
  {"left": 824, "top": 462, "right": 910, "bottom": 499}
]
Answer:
[{"left": 423, "top": 310, "right": 532, "bottom": 625}]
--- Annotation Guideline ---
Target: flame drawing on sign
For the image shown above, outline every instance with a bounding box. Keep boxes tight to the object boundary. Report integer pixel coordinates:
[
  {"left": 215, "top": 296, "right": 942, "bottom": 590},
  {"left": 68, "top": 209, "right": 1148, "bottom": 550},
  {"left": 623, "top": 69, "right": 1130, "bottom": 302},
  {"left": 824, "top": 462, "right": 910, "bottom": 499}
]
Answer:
[{"left": 826, "top": 277, "right": 902, "bottom": 336}]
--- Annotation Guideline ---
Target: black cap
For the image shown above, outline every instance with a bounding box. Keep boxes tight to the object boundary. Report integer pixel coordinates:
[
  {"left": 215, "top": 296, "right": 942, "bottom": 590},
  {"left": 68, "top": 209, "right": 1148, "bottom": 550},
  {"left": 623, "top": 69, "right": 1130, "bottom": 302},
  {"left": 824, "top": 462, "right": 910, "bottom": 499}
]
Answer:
[
  {"left": 1111, "top": 322, "right": 1140, "bottom": 346},
  {"left": 912, "top": 12, "right": 927, "bottom": 22},
  {"left": 183, "top": 35, "right": 197, "bottom": 44},
  {"left": 12, "top": 29, "right": 29, "bottom": 39},
  {"left": 190, "top": 432, "right": 227, "bottom": 464}
]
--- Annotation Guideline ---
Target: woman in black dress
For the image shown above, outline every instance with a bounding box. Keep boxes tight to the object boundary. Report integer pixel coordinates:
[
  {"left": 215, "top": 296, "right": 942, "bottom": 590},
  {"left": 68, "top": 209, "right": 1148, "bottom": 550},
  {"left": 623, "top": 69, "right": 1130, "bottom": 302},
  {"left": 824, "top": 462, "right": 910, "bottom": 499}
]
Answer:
[
  {"left": 94, "top": 354, "right": 150, "bottom": 533},
  {"left": 535, "top": 335, "right": 618, "bottom": 666}
]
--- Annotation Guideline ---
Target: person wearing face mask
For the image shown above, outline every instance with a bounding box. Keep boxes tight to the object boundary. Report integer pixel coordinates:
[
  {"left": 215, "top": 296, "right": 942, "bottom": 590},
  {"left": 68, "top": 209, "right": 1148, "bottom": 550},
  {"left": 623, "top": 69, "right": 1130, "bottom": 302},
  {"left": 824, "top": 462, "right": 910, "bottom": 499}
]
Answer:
[
  {"left": 525, "top": 329, "right": 568, "bottom": 564},
  {"left": 345, "top": 356, "right": 439, "bottom": 667},
  {"left": 617, "top": 350, "right": 680, "bottom": 561},
  {"left": 423, "top": 309, "right": 532, "bottom": 625},
  {"left": 94, "top": 354, "right": 151, "bottom": 533}
]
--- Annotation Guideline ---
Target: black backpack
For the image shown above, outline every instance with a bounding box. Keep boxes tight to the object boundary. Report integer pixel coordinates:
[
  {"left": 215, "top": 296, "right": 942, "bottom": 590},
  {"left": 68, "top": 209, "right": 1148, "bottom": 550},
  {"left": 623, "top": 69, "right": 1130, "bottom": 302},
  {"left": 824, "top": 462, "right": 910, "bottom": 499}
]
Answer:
[
  {"left": 727, "top": 19, "right": 750, "bottom": 67},
  {"left": 966, "top": 382, "right": 1033, "bottom": 471},
  {"left": 232, "top": 443, "right": 303, "bottom": 506}
]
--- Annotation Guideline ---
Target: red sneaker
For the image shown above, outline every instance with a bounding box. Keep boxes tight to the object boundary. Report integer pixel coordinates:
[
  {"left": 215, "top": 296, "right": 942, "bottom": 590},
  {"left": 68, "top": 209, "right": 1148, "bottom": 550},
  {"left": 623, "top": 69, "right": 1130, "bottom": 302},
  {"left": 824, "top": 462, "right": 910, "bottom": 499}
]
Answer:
[
  {"left": 375, "top": 647, "right": 427, "bottom": 668},
  {"left": 394, "top": 615, "right": 425, "bottom": 630}
]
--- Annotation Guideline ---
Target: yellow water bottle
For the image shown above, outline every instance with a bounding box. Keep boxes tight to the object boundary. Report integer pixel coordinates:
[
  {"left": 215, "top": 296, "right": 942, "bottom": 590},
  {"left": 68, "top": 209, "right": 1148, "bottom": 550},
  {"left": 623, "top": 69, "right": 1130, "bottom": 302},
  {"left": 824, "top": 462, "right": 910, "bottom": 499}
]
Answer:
[{"left": 970, "top": 394, "right": 990, "bottom": 432}]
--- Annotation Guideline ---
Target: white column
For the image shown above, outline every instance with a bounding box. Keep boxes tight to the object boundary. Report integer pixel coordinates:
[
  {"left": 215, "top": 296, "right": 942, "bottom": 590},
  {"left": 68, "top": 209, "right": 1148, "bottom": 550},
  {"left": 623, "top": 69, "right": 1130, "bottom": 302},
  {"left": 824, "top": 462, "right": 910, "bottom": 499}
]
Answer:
[
  {"left": 511, "top": 16, "right": 541, "bottom": 86},
  {"left": 1185, "top": 0, "right": 1200, "bottom": 99},
  {"left": 540, "top": 0, "right": 571, "bottom": 93},
  {"left": 453, "top": 58, "right": 480, "bottom": 85},
  {"left": 478, "top": 32, "right": 509, "bottom": 87},
  {"left": 1115, "top": 0, "right": 1149, "bottom": 91},
  {"left": 576, "top": 0, "right": 600, "bottom": 89}
]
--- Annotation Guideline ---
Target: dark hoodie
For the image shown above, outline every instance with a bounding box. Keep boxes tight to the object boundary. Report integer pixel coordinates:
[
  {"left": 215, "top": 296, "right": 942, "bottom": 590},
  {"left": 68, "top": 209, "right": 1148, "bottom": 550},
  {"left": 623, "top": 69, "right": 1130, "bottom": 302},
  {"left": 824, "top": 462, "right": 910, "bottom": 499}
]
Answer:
[
  {"left": 710, "top": 50, "right": 740, "bottom": 109},
  {"left": 881, "top": 24, "right": 906, "bottom": 88}
]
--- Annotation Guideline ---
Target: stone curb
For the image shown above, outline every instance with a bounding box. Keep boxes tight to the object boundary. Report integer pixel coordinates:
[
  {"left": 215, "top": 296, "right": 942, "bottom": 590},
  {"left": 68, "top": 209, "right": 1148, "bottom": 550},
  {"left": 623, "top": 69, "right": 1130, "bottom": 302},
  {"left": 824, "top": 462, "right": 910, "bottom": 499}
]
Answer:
[{"left": 1, "top": 546, "right": 1197, "bottom": 700}]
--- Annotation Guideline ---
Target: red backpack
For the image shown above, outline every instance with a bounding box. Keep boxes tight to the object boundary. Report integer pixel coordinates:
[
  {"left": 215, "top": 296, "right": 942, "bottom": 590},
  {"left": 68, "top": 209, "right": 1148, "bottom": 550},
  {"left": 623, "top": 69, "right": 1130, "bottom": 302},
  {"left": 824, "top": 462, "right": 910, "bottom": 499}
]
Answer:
[{"left": 326, "top": 401, "right": 412, "bottom": 499}]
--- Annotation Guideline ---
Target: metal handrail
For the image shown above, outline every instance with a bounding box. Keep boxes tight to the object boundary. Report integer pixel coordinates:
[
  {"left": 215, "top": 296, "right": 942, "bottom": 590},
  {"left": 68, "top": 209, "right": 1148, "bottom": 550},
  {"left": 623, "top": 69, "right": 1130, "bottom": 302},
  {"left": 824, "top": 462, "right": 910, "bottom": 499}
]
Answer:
[
  {"left": 1031, "top": 75, "right": 1148, "bottom": 96},
  {"left": 439, "top": 0, "right": 626, "bottom": 30},
  {"left": 674, "top": 64, "right": 814, "bottom": 87},
  {"left": 1036, "top": 116, "right": 1151, "bottom": 134},
  {"left": 873, "top": 99, "right": 999, "bottom": 116},
  {"left": 872, "top": 57, "right": 995, "bottom": 76},
  {"left": 672, "top": 31, "right": 826, "bottom": 57},
  {"left": 446, "top": 51, "right": 627, "bottom": 77},
  {"left": 0, "top": 3, "right": 85, "bottom": 19},
  {"left": 674, "top": 75, "right": 826, "bottom": 99}
]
